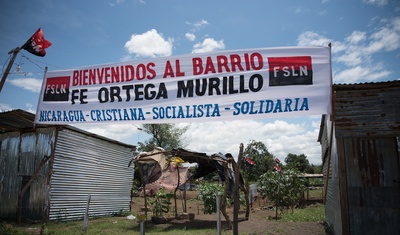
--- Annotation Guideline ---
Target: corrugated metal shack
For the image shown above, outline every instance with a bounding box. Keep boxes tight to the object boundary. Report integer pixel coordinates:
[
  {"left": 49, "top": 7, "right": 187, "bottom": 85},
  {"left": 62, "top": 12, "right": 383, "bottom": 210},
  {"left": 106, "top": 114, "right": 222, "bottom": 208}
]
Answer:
[
  {"left": 319, "top": 81, "right": 400, "bottom": 235},
  {"left": 0, "top": 109, "right": 135, "bottom": 221}
]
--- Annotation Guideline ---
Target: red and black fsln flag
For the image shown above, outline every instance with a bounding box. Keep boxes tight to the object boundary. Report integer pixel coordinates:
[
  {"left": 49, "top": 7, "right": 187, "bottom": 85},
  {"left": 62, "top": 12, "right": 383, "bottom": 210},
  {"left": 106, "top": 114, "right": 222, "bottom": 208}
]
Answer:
[{"left": 21, "top": 28, "right": 52, "bottom": 57}]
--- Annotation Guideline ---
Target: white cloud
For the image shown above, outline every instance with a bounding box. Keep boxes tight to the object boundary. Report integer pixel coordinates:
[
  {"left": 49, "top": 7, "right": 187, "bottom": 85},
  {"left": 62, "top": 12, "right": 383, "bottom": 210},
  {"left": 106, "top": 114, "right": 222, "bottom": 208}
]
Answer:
[
  {"left": 120, "top": 54, "right": 133, "bottom": 61},
  {"left": 185, "top": 19, "right": 209, "bottom": 47},
  {"left": 362, "top": 0, "right": 388, "bottom": 7},
  {"left": 185, "top": 33, "right": 196, "bottom": 41},
  {"left": 266, "top": 129, "right": 321, "bottom": 165},
  {"left": 192, "top": 19, "right": 209, "bottom": 31},
  {"left": 25, "top": 103, "right": 35, "bottom": 114},
  {"left": 334, "top": 64, "right": 390, "bottom": 83},
  {"left": 81, "top": 124, "right": 146, "bottom": 143},
  {"left": 260, "top": 120, "right": 305, "bottom": 138},
  {"left": 297, "top": 31, "right": 332, "bottom": 47},
  {"left": 0, "top": 103, "right": 13, "bottom": 111},
  {"left": 8, "top": 78, "right": 42, "bottom": 92},
  {"left": 125, "top": 29, "right": 173, "bottom": 58},
  {"left": 184, "top": 19, "right": 208, "bottom": 44},
  {"left": 182, "top": 119, "right": 322, "bottom": 165},
  {"left": 192, "top": 38, "right": 225, "bottom": 53},
  {"left": 108, "top": 0, "right": 125, "bottom": 7},
  {"left": 294, "top": 7, "right": 305, "bottom": 14},
  {"left": 336, "top": 51, "right": 364, "bottom": 67},
  {"left": 297, "top": 17, "right": 400, "bottom": 83},
  {"left": 345, "top": 31, "right": 366, "bottom": 44},
  {"left": 366, "top": 21, "right": 400, "bottom": 53}
]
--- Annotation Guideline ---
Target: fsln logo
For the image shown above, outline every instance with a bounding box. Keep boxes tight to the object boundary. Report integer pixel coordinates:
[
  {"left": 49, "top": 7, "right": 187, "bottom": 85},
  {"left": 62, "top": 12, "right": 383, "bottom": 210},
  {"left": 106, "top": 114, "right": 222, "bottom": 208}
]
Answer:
[
  {"left": 268, "top": 56, "right": 313, "bottom": 86},
  {"left": 43, "top": 76, "right": 70, "bottom": 101}
]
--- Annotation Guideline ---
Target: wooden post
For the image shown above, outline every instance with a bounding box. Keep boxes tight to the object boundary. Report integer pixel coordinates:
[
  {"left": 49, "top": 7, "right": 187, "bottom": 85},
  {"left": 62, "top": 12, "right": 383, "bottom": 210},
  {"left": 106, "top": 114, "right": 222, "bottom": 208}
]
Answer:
[
  {"left": 143, "top": 183, "right": 148, "bottom": 220},
  {"left": 183, "top": 182, "right": 187, "bottom": 213},
  {"left": 216, "top": 192, "right": 221, "bottom": 235},
  {"left": 241, "top": 157, "right": 250, "bottom": 220},
  {"left": 174, "top": 163, "right": 180, "bottom": 218},
  {"left": 276, "top": 172, "right": 281, "bottom": 219},
  {"left": 82, "top": 195, "right": 91, "bottom": 234},
  {"left": 233, "top": 143, "right": 244, "bottom": 235},
  {"left": 0, "top": 47, "right": 21, "bottom": 92},
  {"left": 220, "top": 163, "right": 232, "bottom": 230}
]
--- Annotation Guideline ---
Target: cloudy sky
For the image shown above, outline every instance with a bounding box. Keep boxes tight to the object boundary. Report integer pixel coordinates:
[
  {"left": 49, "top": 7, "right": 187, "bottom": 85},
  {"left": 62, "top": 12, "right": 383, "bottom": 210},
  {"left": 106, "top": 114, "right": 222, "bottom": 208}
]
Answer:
[{"left": 1, "top": 0, "right": 399, "bottom": 165}]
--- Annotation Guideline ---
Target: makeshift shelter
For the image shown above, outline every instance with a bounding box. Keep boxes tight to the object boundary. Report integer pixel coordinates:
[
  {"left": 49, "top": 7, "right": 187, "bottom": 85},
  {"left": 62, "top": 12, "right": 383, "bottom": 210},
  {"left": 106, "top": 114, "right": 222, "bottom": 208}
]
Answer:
[
  {"left": 136, "top": 147, "right": 190, "bottom": 194},
  {"left": 134, "top": 147, "right": 249, "bottom": 228},
  {"left": 319, "top": 81, "right": 400, "bottom": 235},
  {"left": 0, "top": 109, "right": 135, "bottom": 222}
]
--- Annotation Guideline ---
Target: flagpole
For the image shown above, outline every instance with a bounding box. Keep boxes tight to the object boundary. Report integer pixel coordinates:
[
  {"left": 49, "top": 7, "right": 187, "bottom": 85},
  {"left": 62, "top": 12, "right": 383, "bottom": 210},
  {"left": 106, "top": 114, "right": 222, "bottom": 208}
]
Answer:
[{"left": 0, "top": 47, "right": 21, "bottom": 92}]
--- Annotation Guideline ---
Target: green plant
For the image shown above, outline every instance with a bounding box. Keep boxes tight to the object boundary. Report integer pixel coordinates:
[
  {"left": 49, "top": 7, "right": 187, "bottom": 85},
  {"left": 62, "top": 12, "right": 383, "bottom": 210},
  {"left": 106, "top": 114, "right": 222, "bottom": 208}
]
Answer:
[
  {"left": 225, "top": 190, "right": 246, "bottom": 207},
  {"left": 149, "top": 188, "right": 174, "bottom": 217},
  {"left": 197, "top": 182, "right": 224, "bottom": 214},
  {"left": 0, "top": 222, "right": 16, "bottom": 235},
  {"left": 118, "top": 209, "right": 131, "bottom": 217},
  {"left": 258, "top": 168, "right": 306, "bottom": 213}
]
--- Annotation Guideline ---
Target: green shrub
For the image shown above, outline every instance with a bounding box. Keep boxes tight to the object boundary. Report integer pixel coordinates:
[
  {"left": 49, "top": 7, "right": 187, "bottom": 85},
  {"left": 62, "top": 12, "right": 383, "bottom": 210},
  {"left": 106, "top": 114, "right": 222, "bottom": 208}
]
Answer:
[
  {"left": 0, "top": 222, "right": 25, "bottom": 235},
  {"left": 149, "top": 188, "right": 174, "bottom": 217},
  {"left": 197, "top": 182, "right": 224, "bottom": 214},
  {"left": 258, "top": 169, "right": 306, "bottom": 212}
]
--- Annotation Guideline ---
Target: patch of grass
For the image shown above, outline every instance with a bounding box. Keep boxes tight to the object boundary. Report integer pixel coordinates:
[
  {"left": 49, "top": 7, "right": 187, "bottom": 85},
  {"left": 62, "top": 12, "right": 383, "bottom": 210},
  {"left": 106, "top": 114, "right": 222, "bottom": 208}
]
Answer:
[
  {"left": 5, "top": 203, "right": 326, "bottom": 235},
  {"left": 304, "top": 188, "right": 324, "bottom": 200},
  {"left": 1, "top": 221, "right": 23, "bottom": 235},
  {"left": 65, "top": 217, "right": 134, "bottom": 235},
  {"left": 280, "top": 203, "right": 325, "bottom": 222},
  {"left": 6, "top": 217, "right": 225, "bottom": 235}
]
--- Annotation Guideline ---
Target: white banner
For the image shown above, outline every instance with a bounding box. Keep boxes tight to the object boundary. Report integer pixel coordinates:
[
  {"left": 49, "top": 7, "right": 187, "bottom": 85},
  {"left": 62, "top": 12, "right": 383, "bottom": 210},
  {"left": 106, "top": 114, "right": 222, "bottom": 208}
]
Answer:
[{"left": 35, "top": 46, "right": 332, "bottom": 124}]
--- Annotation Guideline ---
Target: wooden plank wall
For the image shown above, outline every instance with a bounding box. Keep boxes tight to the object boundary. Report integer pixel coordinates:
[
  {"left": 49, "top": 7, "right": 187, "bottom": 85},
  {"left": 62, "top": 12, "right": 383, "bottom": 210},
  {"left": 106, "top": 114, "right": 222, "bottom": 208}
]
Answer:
[{"left": 334, "top": 82, "right": 400, "bottom": 138}]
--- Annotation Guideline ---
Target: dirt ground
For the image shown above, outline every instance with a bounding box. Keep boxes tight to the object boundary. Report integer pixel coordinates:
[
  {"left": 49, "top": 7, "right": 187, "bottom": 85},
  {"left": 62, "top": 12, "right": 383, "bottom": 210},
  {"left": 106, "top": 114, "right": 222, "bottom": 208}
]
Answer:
[{"left": 132, "top": 190, "right": 327, "bottom": 235}]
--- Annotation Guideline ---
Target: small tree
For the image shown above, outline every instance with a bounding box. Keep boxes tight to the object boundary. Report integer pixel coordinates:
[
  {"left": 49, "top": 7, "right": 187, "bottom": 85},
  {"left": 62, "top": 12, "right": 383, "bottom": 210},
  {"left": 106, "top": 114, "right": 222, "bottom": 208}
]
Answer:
[
  {"left": 284, "top": 153, "right": 311, "bottom": 173},
  {"left": 137, "top": 124, "right": 189, "bottom": 152},
  {"left": 243, "top": 140, "right": 275, "bottom": 182},
  {"left": 258, "top": 169, "right": 306, "bottom": 214}
]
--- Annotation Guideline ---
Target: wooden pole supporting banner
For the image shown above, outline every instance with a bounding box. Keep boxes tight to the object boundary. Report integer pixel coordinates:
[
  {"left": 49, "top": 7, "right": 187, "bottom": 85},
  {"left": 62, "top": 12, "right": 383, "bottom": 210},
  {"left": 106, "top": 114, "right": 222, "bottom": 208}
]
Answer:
[{"left": 0, "top": 47, "right": 21, "bottom": 92}]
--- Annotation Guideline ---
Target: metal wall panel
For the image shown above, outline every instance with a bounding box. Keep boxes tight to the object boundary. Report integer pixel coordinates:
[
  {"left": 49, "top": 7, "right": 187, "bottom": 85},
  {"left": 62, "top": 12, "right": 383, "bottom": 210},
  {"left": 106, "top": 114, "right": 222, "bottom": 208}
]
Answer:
[
  {"left": 49, "top": 128, "right": 134, "bottom": 221},
  {"left": 321, "top": 118, "right": 343, "bottom": 235},
  {"left": 343, "top": 137, "right": 400, "bottom": 235},
  {"left": 0, "top": 133, "right": 21, "bottom": 218},
  {"left": 0, "top": 128, "right": 55, "bottom": 220},
  {"left": 26, "top": 129, "right": 55, "bottom": 220}
]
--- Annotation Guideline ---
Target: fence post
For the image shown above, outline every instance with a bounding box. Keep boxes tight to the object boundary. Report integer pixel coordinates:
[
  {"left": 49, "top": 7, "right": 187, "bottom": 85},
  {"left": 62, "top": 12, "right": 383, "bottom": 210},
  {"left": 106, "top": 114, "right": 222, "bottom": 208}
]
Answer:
[
  {"left": 216, "top": 192, "right": 221, "bottom": 235},
  {"left": 82, "top": 195, "right": 91, "bottom": 234}
]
